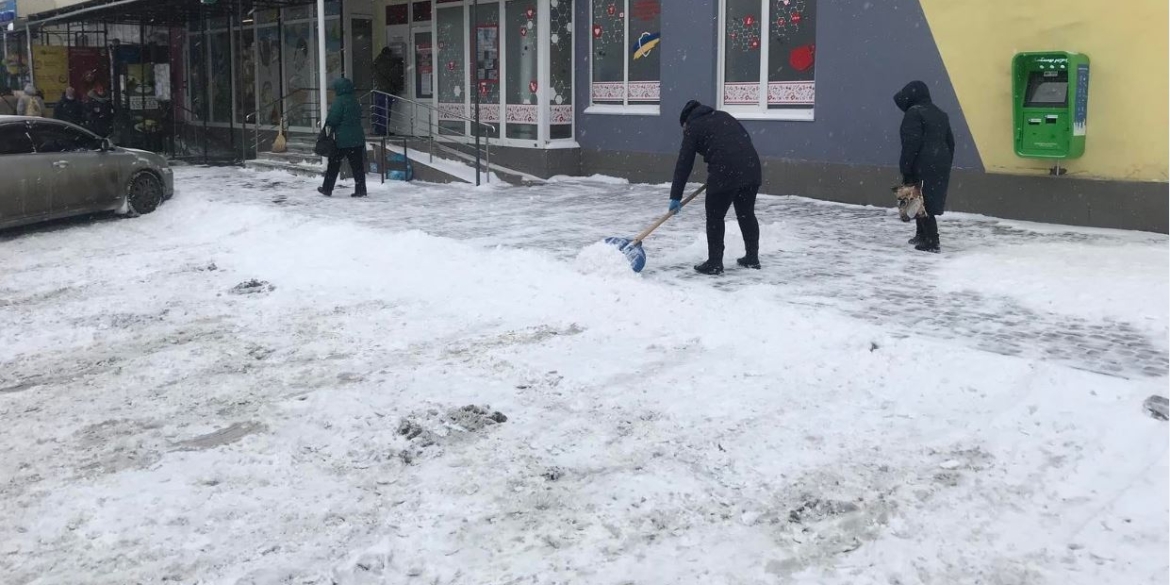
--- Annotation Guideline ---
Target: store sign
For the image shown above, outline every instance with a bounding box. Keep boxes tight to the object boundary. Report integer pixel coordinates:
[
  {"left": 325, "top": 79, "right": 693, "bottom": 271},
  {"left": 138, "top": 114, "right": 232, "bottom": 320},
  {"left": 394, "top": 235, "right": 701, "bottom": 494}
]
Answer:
[
  {"left": 130, "top": 95, "right": 159, "bottom": 110},
  {"left": 0, "top": 0, "right": 16, "bottom": 24}
]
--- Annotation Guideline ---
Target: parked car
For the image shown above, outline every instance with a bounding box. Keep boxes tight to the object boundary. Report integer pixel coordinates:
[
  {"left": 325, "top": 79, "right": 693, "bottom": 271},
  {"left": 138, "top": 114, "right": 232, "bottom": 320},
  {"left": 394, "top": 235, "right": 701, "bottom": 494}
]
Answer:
[{"left": 0, "top": 116, "right": 173, "bottom": 230}]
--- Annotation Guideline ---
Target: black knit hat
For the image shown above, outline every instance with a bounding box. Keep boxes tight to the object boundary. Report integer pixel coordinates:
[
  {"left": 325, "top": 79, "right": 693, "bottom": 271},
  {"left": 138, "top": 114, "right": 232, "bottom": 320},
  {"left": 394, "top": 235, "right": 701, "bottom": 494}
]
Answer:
[{"left": 679, "top": 100, "right": 702, "bottom": 127}]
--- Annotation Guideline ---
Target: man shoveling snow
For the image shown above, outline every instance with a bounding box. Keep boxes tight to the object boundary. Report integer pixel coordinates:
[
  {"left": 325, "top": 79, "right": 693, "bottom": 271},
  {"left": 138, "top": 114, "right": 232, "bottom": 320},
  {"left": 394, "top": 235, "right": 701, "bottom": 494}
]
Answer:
[{"left": 669, "top": 100, "right": 763, "bottom": 275}]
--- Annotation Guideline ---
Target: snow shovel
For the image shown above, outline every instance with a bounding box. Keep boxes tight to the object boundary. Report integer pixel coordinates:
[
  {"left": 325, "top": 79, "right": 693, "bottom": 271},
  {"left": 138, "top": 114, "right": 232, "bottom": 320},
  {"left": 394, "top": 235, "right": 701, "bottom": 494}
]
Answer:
[{"left": 605, "top": 183, "right": 708, "bottom": 273}]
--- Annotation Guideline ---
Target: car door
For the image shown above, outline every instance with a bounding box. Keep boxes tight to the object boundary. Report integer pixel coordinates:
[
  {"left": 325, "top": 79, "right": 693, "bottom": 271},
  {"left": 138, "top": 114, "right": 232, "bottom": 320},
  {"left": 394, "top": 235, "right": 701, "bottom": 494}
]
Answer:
[
  {"left": 0, "top": 121, "right": 44, "bottom": 225},
  {"left": 28, "top": 121, "right": 122, "bottom": 213}
]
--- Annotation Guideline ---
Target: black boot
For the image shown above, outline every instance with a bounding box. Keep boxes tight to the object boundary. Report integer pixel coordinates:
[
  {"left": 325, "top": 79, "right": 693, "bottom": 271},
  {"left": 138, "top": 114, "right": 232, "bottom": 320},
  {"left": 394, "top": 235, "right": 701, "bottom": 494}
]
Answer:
[
  {"left": 908, "top": 218, "right": 925, "bottom": 245},
  {"left": 736, "top": 255, "right": 761, "bottom": 269},
  {"left": 317, "top": 186, "right": 332, "bottom": 197},
  {"left": 915, "top": 216, "right": 940, "bottom": 253},
  {"left": 694, "top": 260, "right": 724, "bottom": 275}
]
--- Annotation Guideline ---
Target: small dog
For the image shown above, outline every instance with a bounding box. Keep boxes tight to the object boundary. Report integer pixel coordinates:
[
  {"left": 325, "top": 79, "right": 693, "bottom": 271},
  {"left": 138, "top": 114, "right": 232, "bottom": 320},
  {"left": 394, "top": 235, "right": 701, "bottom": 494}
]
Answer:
[{"left": 892, "top": 183, "right": 926, "bottom": 223}]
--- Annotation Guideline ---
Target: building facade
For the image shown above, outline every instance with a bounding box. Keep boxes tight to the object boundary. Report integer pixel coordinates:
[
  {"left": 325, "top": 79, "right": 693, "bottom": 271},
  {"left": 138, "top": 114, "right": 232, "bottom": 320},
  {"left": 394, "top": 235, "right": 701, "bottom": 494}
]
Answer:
[
  {"left": 11, "top": 0, "right": 1169, "bottom": 232},
  {"left": 573, "top": 0, "right": 1168, "bottom": 233}
]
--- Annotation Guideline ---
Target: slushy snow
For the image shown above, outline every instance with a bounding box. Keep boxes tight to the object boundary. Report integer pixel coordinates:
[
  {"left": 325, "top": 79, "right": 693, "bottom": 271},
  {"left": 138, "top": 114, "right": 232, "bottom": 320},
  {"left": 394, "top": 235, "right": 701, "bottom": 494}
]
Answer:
[{"left": 0, "top": 166, "right": 1165, "bottom": 585}]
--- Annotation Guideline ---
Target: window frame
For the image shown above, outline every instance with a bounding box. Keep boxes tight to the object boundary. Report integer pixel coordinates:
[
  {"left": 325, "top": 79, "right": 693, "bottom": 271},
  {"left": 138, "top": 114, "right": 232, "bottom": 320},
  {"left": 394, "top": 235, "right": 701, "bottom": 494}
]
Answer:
[
  {"left": 586, "top": 0, "right": 661, "bottom": 116},
  {"left": 717, "top": 0, "right": 816, "bottom": 122}
]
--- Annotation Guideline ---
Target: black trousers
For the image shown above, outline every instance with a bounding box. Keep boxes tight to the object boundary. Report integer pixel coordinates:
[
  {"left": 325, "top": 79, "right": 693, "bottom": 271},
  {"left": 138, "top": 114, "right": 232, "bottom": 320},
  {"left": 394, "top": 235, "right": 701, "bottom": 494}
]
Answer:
[
  {"left": 322, "top": 146, "right": 367, "bottom": 194},
  {"left": 916, "top": 215, "right": 939, "bottom": 241},
  {"left": 705, "top": 185, "right": 760, "bottom": 264}
]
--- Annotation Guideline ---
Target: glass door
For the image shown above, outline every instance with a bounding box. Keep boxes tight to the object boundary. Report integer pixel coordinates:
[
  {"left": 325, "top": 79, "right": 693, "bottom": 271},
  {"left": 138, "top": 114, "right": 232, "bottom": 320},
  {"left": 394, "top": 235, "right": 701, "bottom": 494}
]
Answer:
[
  {"left": 436, "top": 2, "right": 466, "bottom": 136},
  {"left": 351, "top": 18, "right": 374, "bottom": 93},
  {"left": 470, "top": 2, "right": 501, "bottom": 139}
]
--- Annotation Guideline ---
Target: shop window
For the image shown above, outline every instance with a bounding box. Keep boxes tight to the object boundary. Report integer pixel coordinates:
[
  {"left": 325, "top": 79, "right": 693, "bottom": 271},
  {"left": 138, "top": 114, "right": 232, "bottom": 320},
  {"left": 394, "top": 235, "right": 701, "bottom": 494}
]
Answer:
[
  {"left": 209, "top": 30, "right": 232, "bottom": 124},
  {"left": 413, "top": 1, "right": 433, "bottom": 22},
  {"left": 237, "top": 27, "right": 256, "bottom": 123},
  {"left": 386, "top": 4, "right": 409, "bottom": 26},
  {"left": 436, "top": 4, "right": 466, "bottom": 136},
  {"left": 589, "top": 0, "right": 660, "bottom": 113},
  {"left": 187, "top": 34, "right": 206, "bottom": 121},
  {"left": 504, "top": 0, "right": 537, "bottom": 140},
  {"left": 469, "top": 3, "right": 501, "bottom": 139},
  {"left": 283, "top": 21, "right": 317, "bottom": 128},
  {"left": 255, "top": 24, "right": 282, "bottom": 126},
  {"left": 719, "top": 0, "right": 816, "bottom": 120},
  {"left": 549, "top": 0, "right": 573, "bottom": 139}
]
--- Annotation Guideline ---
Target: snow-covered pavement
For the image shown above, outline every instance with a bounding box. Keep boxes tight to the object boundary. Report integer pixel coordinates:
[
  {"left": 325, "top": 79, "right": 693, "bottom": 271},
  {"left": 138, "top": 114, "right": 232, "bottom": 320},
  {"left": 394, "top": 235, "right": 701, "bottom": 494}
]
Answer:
[{"left": 2, "top": 166, "right": 1167, "bottom": 584}]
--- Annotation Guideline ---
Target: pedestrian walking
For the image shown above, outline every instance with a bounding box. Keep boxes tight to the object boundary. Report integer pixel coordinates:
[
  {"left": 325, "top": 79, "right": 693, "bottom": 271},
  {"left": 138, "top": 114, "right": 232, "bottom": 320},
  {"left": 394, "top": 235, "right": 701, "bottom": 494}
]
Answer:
[
  {"left": 16, "top": 84, "right": 45, "bottom": 117},
  {"left": 318, "top": 77, "right": 368, "bottom": 198},
  {"left": 0, "top": 85, "right": 16, "bottom": 116},
  {"left": 894, "top": 80, "right": 955, "bottom": 253},
  {"left": 669, "top": 99, "right": 762, "bottom": 275}
]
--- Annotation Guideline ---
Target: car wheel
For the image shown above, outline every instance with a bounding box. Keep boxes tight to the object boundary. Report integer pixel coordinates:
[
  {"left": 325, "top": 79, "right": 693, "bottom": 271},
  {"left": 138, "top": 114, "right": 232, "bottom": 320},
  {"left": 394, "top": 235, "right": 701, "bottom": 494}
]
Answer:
[{"left": 126, "top": 172, "right": 163, "bottom": 216}]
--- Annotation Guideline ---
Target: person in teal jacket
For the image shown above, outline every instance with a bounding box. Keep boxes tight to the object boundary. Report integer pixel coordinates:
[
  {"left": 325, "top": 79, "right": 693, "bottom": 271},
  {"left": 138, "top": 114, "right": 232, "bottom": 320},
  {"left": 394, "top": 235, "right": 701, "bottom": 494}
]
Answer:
[{"left": 318, "top": 77, "right": 368, "bottom": 197}]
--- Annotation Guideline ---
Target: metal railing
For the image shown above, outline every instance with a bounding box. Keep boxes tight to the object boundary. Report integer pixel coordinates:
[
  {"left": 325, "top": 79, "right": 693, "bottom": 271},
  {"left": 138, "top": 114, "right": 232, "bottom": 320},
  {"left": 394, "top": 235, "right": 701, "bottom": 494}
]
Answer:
[
  {"left": 236, "top": 88, "right": 500, "bottom": 185},
  {"left": 243, "top": 87, "right": 321, "bottom": 160},
  {"left": 171, "top": 100, "right": 241, "bottom": 165},
  {"left": 361, "top": 90, "right": 497, "bottom": 185}
]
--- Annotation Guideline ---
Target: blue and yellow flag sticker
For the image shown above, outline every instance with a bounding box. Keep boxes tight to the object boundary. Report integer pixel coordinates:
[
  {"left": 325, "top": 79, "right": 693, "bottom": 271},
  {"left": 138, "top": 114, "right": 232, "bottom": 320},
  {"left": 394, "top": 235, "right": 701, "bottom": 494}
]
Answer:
[{"left": 632, "top": 32, "right": 661, "bottom": 60}]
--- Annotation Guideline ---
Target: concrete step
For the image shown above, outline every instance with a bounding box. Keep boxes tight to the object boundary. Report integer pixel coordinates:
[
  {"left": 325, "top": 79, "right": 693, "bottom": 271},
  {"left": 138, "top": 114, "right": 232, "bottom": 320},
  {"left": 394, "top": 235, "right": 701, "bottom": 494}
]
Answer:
[
  {"left": 244, "top": 159, "right": 325, "bottom": 178},
  {"left": 259, "top": 151, "right": 321, "bottom": 165}
]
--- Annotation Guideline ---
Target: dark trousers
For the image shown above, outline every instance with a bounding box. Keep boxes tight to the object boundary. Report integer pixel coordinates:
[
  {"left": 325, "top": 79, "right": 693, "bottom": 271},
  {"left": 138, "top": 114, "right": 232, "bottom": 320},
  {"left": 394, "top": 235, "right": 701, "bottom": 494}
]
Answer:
[
  {"left": 322, "top": 146, "right": 367, "bottom": 194},
  {"left": 705, "top": 185, "right": 760, "bottom": 264},
  {"left": 373, "top": 94, "right": 394, "bottom": 136},
  {"left": 917, "top": 215, "right": 939, "bottom": 241}
]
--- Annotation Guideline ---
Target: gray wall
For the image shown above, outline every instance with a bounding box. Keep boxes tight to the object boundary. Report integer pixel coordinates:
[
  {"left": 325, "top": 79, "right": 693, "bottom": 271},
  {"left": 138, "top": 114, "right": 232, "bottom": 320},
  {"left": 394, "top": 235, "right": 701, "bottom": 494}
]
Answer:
[{"left": 573, "top": 0, "right": 982, "bottom": 172}]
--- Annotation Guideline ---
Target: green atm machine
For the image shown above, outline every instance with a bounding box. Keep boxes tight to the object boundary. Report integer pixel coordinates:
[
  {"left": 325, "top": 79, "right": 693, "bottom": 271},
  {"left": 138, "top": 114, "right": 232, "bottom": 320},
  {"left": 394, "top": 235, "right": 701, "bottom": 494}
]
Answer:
[{"left": 1012, "top": 52, "right": 1090, "bottom": 160}]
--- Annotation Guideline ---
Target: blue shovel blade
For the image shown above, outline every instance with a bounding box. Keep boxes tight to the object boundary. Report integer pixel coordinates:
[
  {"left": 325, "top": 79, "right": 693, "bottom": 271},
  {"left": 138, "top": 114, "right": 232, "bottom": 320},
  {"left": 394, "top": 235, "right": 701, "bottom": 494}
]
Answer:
[{"left": 604, "top": 237, "right": 647, "bottom": 273}]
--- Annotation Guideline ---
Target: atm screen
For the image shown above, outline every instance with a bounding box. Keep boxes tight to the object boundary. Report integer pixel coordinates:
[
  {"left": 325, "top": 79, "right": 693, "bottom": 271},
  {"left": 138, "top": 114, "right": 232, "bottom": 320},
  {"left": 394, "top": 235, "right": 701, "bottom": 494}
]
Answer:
[{"left": 1025, "top": 71, "right": 1069, "bottom": 107}]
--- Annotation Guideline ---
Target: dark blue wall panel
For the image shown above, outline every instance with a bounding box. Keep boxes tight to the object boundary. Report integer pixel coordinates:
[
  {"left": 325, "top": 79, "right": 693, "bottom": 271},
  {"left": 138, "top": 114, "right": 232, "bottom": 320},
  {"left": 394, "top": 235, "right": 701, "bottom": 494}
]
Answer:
[{"left": 574, "top": 0, "right": 982, "bottom": 172}]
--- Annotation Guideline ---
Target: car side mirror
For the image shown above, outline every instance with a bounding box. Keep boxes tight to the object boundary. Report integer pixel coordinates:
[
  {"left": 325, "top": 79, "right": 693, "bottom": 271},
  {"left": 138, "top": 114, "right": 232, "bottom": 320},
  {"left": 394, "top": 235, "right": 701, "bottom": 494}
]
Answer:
[{"left": 100, "top": 138, "right": 114, "bottom": 152}]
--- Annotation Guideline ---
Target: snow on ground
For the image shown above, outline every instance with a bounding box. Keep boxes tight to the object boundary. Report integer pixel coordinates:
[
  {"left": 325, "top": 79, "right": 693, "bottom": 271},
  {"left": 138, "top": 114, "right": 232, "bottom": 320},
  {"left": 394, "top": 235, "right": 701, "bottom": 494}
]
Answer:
[{"left": 1, "top": 166, "right": 1167, "bottom": 585}]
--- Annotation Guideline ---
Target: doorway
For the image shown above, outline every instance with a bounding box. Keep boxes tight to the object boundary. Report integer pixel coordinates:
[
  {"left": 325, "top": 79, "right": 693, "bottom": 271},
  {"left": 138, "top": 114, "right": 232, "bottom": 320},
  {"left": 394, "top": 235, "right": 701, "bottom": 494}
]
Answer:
[{"left": 350, "top": 17, "right": 374, "bottom": 93}]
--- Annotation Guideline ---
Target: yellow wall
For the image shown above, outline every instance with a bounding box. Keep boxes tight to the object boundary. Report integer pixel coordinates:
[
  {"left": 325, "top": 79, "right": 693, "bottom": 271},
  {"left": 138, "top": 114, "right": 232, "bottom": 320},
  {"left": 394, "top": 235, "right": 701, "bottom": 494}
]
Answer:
[{"left": 920, "top": 0, "right": 1169, "bottom": 182}]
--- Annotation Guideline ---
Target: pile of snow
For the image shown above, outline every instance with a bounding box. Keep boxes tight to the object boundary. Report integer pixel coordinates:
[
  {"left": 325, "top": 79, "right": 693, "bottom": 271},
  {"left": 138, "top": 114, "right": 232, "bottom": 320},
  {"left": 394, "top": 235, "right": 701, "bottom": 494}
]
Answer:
[
  {"left": 548, "top": 173, "right": 629, "bottom": 185},
  {"left": 573, "top": 240, "right": 638, "bottom": 277}
]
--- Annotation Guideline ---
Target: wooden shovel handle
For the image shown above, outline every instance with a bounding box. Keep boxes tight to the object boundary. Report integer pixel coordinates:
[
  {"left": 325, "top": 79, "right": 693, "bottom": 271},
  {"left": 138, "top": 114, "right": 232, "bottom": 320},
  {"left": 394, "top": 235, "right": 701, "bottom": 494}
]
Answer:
[{"left": 633, "top": 184, "right": 708, "bottom": 244}]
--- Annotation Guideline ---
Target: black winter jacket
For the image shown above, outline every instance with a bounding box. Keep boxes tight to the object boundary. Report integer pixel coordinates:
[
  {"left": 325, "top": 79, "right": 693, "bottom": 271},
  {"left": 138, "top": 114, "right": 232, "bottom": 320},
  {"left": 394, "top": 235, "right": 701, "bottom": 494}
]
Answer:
[
  {"left": 373, "top": 50, "right": 405, "bottom": 95},
  {"left": 671, "top": 104, "right": 761, "bottom": 200},
  {"left": 895, "top": 81, "right": 955, "bottom": 216},
  {"left": 85, "top": 91, "right": 116, "bottom": 138},
  {"left": 54, "top": 96, "right": 86, "bottom": 127}
]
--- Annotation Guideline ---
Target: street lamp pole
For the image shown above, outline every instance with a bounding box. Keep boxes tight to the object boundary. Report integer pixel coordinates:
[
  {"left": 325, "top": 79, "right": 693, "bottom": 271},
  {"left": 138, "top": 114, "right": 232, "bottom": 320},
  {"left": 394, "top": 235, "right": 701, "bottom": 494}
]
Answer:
[
  {"left": 316, "top": 0, "right": 327, "bottom": 130},
  {"left": 472, "top": 0, "right": 480, "bottom": 186}
]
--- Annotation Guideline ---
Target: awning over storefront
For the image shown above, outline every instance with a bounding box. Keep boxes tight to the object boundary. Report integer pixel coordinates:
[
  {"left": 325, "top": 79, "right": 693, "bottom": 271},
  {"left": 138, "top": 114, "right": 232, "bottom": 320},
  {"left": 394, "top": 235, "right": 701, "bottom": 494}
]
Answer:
[{"left": 25, "top": 0, "right": 316, "bottom": 27}]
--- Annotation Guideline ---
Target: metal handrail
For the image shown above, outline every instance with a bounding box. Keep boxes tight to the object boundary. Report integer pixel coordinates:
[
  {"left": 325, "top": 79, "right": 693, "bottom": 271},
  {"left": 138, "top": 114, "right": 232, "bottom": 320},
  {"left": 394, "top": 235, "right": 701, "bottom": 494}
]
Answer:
[
  {"left": 245, "top": 94, "right": 321, "bottom": 159},
  {"left": 169, "top": 100, "right": 240, "bottom": 164},
  {"left": 244, "top": 87, "right": 320, "bottom": 124},
  {"left": 362, "top": 90, "right": 493, "bottom": 185},
  {"left": 369, "top": 89, "right": 496, "bottom": 134}
]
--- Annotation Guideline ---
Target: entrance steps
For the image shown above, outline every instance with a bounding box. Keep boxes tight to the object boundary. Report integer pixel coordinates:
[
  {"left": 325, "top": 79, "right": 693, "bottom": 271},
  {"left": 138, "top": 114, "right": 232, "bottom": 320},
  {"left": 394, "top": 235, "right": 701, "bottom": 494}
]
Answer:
[{"left": 244, "top": 133, "right": 544, "bottom": 186}]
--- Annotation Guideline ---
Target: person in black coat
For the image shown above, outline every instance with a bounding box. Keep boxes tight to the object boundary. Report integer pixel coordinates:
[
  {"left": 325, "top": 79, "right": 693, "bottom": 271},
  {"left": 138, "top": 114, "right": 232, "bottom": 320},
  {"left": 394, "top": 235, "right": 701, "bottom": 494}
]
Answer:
[
  {"left": 670, "top": 100, "right": 762, "bottom": 275},
  {"left": 54, "top": 87, "right": 85, "bottom": 127},
  {"left": 894, "top": 80, "right": 955, "bottom": 253},
  {"left": 85, "top": 88, "right": 116, "bottom": 138}
]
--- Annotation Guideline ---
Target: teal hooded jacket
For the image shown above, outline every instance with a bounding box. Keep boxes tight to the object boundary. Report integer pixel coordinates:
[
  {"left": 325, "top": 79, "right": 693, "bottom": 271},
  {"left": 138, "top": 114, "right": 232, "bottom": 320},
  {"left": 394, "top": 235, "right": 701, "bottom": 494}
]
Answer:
[{"left": 325, "top": 78, "right": 365, "bottom": 149}]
